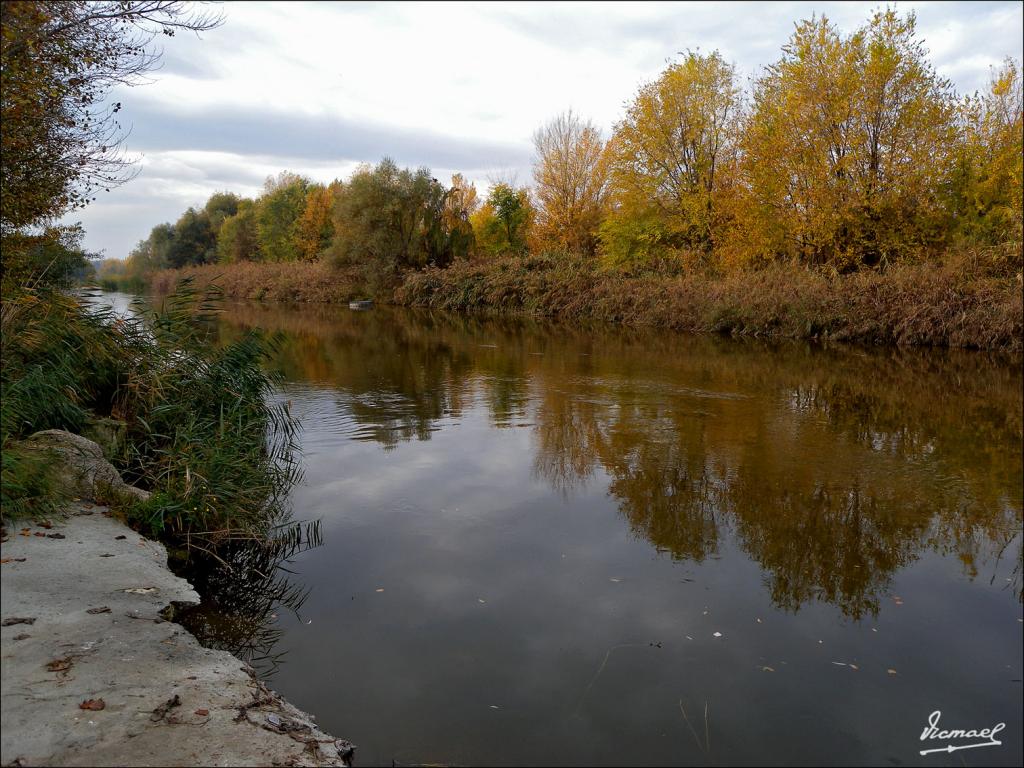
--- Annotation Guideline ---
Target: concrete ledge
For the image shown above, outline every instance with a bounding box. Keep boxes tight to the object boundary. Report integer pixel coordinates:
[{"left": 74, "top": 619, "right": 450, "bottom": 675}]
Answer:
[{"left": 1, "top": 505, "right": 352, "bottom": 767}]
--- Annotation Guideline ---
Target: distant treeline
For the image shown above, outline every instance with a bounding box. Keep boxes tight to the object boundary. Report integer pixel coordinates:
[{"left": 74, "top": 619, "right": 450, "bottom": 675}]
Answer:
[{"left": 108, "top": 9, "right": 1022, "bottom": 295}]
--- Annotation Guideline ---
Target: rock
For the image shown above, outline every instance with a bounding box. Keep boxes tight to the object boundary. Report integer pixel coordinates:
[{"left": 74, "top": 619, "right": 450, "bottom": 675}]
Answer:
[
  {"left": 22, "top": 430, "right": 150, "bottom": 506},
  {"left": 82, "top": 417, "right": 128, "bottom": 460}
]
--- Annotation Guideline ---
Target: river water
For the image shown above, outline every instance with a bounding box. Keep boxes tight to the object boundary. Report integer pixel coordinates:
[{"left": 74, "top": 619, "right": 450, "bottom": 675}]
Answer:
[{"left": 104, "top": 294, "right": 1024, "bottom": 766}]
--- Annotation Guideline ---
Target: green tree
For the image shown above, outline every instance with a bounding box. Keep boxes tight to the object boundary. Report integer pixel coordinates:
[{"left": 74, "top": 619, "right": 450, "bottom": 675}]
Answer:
[
  {"left": 470, "top": 183, "right": 533, "bottom": 256},
  {"left": 204, "top": 191, "right": 241, "bottom": 236},
  {"left": 256, "top": 172, "right": 310, "bottom": 262},
  {"left": 217, "top": 200, "right": 259, "bottom": 264},
  {"left": 166, "top": 208, "right": 215, "bottom": 268},
  {"left": 330, "top": 159, "right": 458, "bottom": 290}
]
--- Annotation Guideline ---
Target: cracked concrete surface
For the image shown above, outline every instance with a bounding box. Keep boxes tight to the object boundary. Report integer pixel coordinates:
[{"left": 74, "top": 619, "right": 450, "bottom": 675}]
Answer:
[{"left": 1, "top": 505, "right": 351, "bottom": 767}]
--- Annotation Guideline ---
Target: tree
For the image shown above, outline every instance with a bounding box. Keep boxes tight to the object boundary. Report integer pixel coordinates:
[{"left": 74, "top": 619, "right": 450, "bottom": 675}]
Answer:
[
  {"left": 441, "top": 174, "right": 478, "bottom": 260},
  {"left": 736, "top": 11, "right": 956, "bottom": 269},
  {"left": 204, "top": 191, "right": 241, "bottom": 236},
  {"left": 293, "top": 183, "right": 337, "bottom": 261},
  {"left": 216, "top": 200, "right": 259, "bottom": 264},
  {"left": 950, "top": 58, "right": 1023, "bottom": 252},
  {"left": 532, "top": 110, "right": 607, "bottom": 254},
  {"left": 256, "top": 172, "right": 310, "bottom": 262},
  {"left": 0, "top": 1, "right": 222, "bottom": 234},
  {"left": 470, "top": 183, "right": 533, "bottom": 256},
  {"left": 167, "top": 207, "right": 215, "bottom": 267},
  {"left": 329, "top": 159, "right": 456, "bottom": 291},
  {"left": 603, "top": 51, "right": 741, "bottom": 268}
]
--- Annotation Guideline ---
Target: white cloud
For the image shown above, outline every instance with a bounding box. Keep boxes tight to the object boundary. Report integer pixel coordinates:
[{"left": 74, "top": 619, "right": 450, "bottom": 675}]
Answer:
[{"left": 68, "top": 1, "right": 1024, "bottom": 259}]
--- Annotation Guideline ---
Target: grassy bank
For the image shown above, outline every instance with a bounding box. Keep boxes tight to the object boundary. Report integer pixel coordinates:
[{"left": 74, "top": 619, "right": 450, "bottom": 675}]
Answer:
[
  {"left": 395, "top": 251, "right": 1023, "bottom": 351},
  {"left": 148, "top": 251, "right": 1022, "bottom": 351},
  {"left": 149, "top": 261, "right": 360, "bottom": 303},
  {"left": 1, "top": 283, "right": 299, "bottom": 547}
]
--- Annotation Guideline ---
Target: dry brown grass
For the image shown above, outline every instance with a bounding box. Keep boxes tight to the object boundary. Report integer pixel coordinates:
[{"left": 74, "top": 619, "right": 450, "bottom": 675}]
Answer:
[
  {"left": 149, "top": 261, "right": 359, "bottom": 304},
  {"left": 147, "top": 250, "right": 1022, "bottom": 350},
  {"left": 395, "top": 250, "right": 1023, "bottom": 350}
]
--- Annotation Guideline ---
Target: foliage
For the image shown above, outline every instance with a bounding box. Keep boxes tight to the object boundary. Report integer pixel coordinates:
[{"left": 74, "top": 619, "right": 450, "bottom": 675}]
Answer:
[
  {"left": 532, "top": 110, "right": 608, "bottom": 254},
  {"left": 395, "top": 248, "right": 1022, "bottom": 351},
  {"left": 329, "top": 159, "right": 468, "bottom": 294},
  {"left": 950, "top": 58, "right": 1024, "bottom": 255},
  {"left": 0, "top": 283, "right": 301, "bottom": 544},
  {"left": 471, "top": 183, "right": 534, "bottom": 256},
  {"left": 0, "top": 224, "right": 93, "bottom": 293},
  {"left": 216, "top": 199, "right": 259, "bottom": 264},
  {"left": 293, "top": 182, "right": 337, "bottom": 261},
  {"left": 0, "top": 0, "right": 220, "bottom": 278},
  {"left": 604, "top": 51, "right": 740, "bottom": 264},
  {"left": 257, "top": 172, "right": 311, "bottom": 263},
  {"left": 167, "top": 207, "right": 217, "bottom": 267},
  {"left": 735, "top": 11, "right": 957, "bottom": 269}
]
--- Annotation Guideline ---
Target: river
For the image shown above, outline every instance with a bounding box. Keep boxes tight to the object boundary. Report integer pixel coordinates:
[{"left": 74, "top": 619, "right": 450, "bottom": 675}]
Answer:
[{"left": 101, "top": 293, "right": 1024, "bottom": 766}]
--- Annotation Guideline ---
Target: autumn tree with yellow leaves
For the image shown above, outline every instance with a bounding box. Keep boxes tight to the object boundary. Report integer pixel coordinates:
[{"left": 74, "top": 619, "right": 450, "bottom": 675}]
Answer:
[
  {"left": 734, "top": 11, "right": 958, "bottom": 270},
  {"left": 601, "top": 51, "right": 741, "bottom": 269},
  {"left": 531, "top": 111, "right": 608, "bottom": 255},
  {"left": 950, "top": 58, "right": 1024, "bottom": 256}
]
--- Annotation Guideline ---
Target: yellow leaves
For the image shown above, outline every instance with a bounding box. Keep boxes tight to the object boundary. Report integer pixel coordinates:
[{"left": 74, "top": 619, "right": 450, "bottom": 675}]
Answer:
[
  {"left": 734, "top": 9, "right": 958, "bottom": 268},
  {"left": 531, "top": 110, "right": 608, "bottom": 255}
]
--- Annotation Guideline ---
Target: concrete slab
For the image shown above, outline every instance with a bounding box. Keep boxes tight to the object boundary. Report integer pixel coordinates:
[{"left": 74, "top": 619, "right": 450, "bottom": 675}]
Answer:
[{"left": 1, "top": 506, "right": 352, "bottom": 767}]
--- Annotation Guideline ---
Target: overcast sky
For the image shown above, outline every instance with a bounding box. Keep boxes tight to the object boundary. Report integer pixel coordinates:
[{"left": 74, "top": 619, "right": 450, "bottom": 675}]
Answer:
[{"left": 71, "top": 1, "right": 1024, "bottom": 260}]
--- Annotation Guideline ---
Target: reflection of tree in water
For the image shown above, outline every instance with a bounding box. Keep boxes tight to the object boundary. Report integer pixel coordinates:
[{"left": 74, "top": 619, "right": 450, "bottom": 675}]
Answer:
[
  {"left": 172, "top": 521, "right": 322, "bottom": 678},
  {"left": 214, "top": 302, "right": 1023, "bottom": 617}
]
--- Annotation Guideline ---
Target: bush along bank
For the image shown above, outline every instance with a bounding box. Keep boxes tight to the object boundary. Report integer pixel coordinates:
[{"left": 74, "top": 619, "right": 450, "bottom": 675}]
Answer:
[
  {"left": 393, "top": 250, "right": 1024, "bottom": 352},
  {"left": 0, "top": 279, "right": 301, "bottom": 549}
]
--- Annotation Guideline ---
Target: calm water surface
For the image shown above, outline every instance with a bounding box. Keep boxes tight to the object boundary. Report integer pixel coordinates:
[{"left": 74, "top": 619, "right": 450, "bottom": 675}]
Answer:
[{"left": 110, "top": 294, "right": 1024, "bottom": 766}]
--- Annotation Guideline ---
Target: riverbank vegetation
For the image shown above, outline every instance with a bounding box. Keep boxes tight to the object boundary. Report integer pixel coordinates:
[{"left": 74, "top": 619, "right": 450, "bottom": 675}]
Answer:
[
  {"left": 134, "top": 9, "right": 1021, "bottom": 348},
  {"left": 1, "top": 2, "right": 299, "bottom": 550}
]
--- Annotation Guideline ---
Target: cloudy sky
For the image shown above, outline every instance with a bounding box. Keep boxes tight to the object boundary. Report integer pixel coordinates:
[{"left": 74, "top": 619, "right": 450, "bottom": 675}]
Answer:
[{"left": 71, "top": 1, "right": 1024, "bottom": 260}]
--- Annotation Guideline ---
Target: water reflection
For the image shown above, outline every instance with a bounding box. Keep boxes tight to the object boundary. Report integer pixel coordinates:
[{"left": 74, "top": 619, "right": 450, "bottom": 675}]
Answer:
[
  {"left": 215, "top": 303, "right": 1022, "bottom": 622},
  {"left": 172, "top": 521, "right": 323, "bottom": 677}
]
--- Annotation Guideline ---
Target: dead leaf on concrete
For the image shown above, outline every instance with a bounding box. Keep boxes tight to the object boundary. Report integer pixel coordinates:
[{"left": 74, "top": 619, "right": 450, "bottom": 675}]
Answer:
[
  {"left": 46, "top": 657, "right": 73, "bottom": 673},
  {"left": 86, "top": 607, "right": 111, "bottom": 615},
  {"left": 194, "top": 708, "right": 209, "bottom": 716},
  {"left": 1, "top": 617, "right": 36, "bottom": 626},
  {"left": 79, "top": 699, "right": 105, "bottom": 711},
  {"left": 150, "top": 694, "right": 181, "bottom": 722},
  {"left": 46, "top": 533, "right": 66, "bottom": 539}
]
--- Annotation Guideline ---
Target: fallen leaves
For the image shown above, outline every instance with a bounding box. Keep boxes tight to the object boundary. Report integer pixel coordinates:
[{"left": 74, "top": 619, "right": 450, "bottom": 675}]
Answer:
[
  {"left": 1, "top": 617, "right": 36, "bottom": 626},
  {"left": 1, "top": 558, "right": 27, "bottom": 564},
  {"left": 194, "top": 708, "right": 209, "bottom": 716},
  {"left": 86, "top": 606, "right": 111, "bottom": 615},
  {"left": 150, "top": 694, "right": 181, "bottom": 722},
  {"left": 79, "top": 699, "right": 105, "bottom": 711},
  {"left": 46, "top": 657, "right": 73, "bottom": 672}
]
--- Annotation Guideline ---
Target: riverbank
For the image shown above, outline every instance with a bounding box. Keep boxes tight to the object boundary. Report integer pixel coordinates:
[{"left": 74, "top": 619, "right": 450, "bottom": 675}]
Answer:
[
  {"left": 148, "top": 250, "right": 1023, "bottom": 351},
  {"left": 0, "top": 502, "right": 353, "bottom": 767}
]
